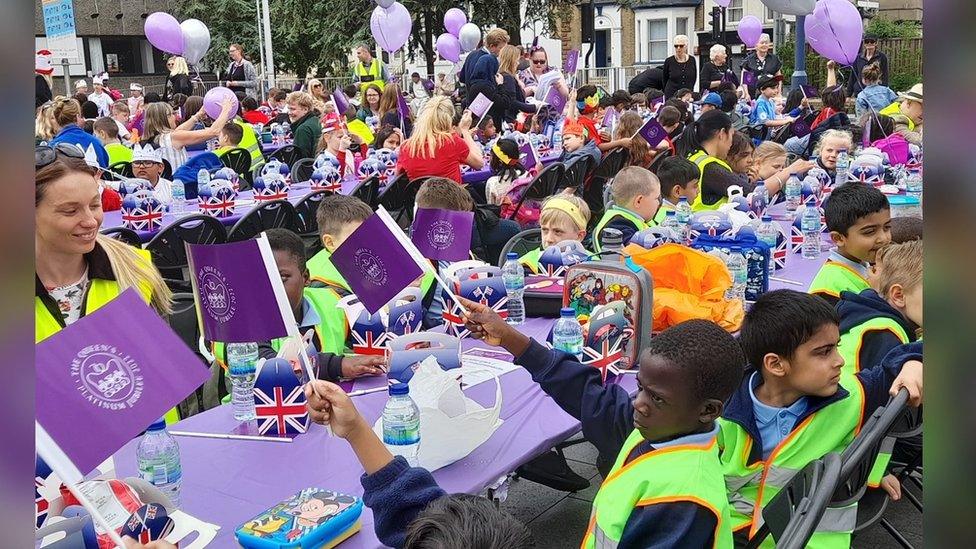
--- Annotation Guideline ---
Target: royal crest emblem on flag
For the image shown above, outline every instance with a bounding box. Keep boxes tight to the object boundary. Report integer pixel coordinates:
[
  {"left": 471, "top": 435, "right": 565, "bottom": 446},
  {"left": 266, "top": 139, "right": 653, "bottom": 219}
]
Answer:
[
  {"left": 253, "top": 358, "right": 310, "bottom": 437},
  {"left": 253, "top": 174, "right": 290, "bottom": 202},
  {"left": 121, "top": 191, "right": 165, "bottom": 232},
  {"left": 198, "top": 182, "right": 237, "bottom": 218}
]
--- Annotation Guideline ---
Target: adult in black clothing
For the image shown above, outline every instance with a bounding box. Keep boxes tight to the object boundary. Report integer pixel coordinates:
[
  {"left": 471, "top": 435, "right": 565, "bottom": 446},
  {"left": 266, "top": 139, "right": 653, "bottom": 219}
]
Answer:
[
  {"left": 460, "top": 28, "right": 510, "bottom": 107},
  {"left": 739, "top": 34, "right": 782, "bottom": 96},
  {"left": 491, "top": 45, "right": 537, "bottom": 127},
  {"left": 675, "top": 110, "right": 746, "bottom": 208},
  {"left": 163, "top": 57, "right": 194, "bottom": 101},
  {"left": 627, "top": 66, "right": 664, "bottom": 95},
  {"left": 845, "top": 35, "right": 889, "bottom": 96},
  {"left": 661, "top": 35, "right": 698, "bottom": 99},
  {"left": 699, "top": 44, "right": 731, "bottom": 94},
  {"left": 36, "top": 50, "right": 54, "bottom": 109}
]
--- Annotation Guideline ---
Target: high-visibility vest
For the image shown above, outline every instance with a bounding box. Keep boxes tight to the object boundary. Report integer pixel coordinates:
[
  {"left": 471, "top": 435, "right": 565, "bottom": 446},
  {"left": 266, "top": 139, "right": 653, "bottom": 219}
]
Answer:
[
  {"left": 105, "top": 142, "right": 133, "bottom": 166},
  {"left": 651, "top": 203, "right": 672, "bottom": 225},
  {"left": 355, "top": 59, "right": 386, "bottom": 97},
  {"left": 879, "top": 102, "right": 915, "bottom": 131},
  {"left": 838, "top": 316, "right": 910, "bottom": 378},
  {"left": 689, "top": 150, "right": 734, "bottom": 211},
  {"left": 809, "top": 261, "right": 871, "bottom": 302},
  {"left": 308, "top": 249, "right": 351, "bottom": 292},
  {"left": 518, "top": 248, "right": 544, "bottom": 274},
  {"left": 582, "top": 429, "right": 733, "bottom": 549},
  {"left": 717, "top": 383, "right": 866, "bottom": 547},
  {"left": 235, "top": 120, "right": 265, "bottom": 170},
  {"left": 592, "top": 206, "right": 647, "bottom": 252}
]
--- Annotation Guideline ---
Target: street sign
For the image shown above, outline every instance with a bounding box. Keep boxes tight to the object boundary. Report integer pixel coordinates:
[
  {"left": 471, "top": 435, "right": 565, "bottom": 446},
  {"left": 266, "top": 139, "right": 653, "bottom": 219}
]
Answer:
[
  {"left": 856, "top": 1, "right": 880, "bottom": 8},
  {"left": 42, "top": 0, "right": 79, "bottom": 61}
]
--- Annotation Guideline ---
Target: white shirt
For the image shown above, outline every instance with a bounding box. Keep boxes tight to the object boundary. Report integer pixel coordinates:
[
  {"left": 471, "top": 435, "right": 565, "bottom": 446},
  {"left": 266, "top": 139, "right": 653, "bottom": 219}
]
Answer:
[
  {"left": 113, "top": 119, "right": 131, "bottom": 140},
  {"left": 88, "top": 90, "right": 114, "bottom": 118},
  {"left": 151, "top": 177, "right": 174, "bottom": 205}
]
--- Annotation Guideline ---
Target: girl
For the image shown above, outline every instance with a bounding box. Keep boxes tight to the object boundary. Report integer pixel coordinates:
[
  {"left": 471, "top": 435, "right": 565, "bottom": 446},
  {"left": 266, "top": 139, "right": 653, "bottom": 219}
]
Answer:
[
  {"left": 865, "top": 114, "right": 909, "bottom": 165},
  {"left": 372, "top": 125, "right": 403, "bottom": 152},
  {"left": 377, "top": 83, "right": 412, "bottom": 136},
  {"left": 855, "top": 63, "right": 898, "bottom": 120},
  {"left": 141, "top": 98, "right": 233, "bottom": 171},
  {"left": 726, "top": 131, "right": 755, "bottom": 185},
  {"left": 357, "top": 84, "right": 383, "bottom": 126},
  {"left": 614, "top": 111, "right": 653, "bottom": 168},
  {"left": 396, "top": 96, "right": 483, "bottom": 183},
  {"left": 749, "top": 141, "right": 816, "bottom": 199},
  {"left": 485, "top": 138, "right": 529, "bottom": 207},
  {"left": 316, "top": 114, "right": 365, "bottom": 177},
  {"left": 813, "top": 129, "right": 854, "bottom": 184},
  {"left": 517, "top": 195, "right": 591, "bottom": 274}
]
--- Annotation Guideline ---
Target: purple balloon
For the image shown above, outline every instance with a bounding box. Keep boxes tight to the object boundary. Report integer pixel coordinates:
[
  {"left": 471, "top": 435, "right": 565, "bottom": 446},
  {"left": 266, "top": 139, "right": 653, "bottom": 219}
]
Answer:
[
  {"left": 203, "top": 86, "right": 239, "bottom": 120},
  {"left": 804, "top": 0, "right": 863, "bottom": 65},
  {"left": 737, "top": 15, "right": 763, "bottom": 48},
  {"left": 444, "top": 8, "right": 467, "bottom": 38},
  {"left": 370, "top": 2, "right": 412, "bottom": 53},
  {"left": 144, "top": 12, "right": 184, "bottom": 55},
  {"left": 436, "top": 33, "right": 462, "bottom": 63}
]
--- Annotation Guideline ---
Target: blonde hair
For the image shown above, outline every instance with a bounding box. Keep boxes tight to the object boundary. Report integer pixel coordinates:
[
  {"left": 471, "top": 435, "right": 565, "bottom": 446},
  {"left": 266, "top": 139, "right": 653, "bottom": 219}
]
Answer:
[
  {"left": 674, "top": 34, "right": 689, "bottom": 46},
  {"left": 378, "top": 83, "right": 402, "bottom": 120},
  {"left": 499, "top": 45, "right": 520, "bottom": 76},
  {"left": 97, "top": 235, "right": 173, "bottom": 315},
  {"left": 141, "top": 102, "right": 175, "bottom": 145},
  {"left": 485, "top": 28, "right": 510, "bottom": 48},
  {"left": 611, "top": 166, "right": 660, "bottom": 206},
  {"left": 36, "top": 102, "right": 59, "bottom": 141},
  {"left": 540, "top": 195, "right": 590, "bottom": 232},
  {"left": 752, "top": 141, "right": 787, "bottom": 167},
  {"left": 813, "top": 129, "right": 853, "bottom": 156},
  {"left": 404, "top": 96, "right": 456, "bottom": 158},
  {"left": 168, "top": 56, "right": 189, "bottom": 77},
  {"left": 286, "top": 91, "right": 315, "bottom": 111},
  {"left": 52, "top": 96, "right": 81, "bottom": 128},
  {"left": 876, "top": 240, "right": 923, "bottom": 297}
]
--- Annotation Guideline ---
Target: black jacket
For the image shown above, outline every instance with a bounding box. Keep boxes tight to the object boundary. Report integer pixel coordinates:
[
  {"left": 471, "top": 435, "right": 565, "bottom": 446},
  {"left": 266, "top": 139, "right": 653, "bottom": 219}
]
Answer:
[
  {"left": 165, "top": 74, "right": 194, "bottom": 100},
  {"left": 661, "top": 56, "right": 697, "bottom": 98},
  {"left": 493, "top": 73, "right": 536, "bottom": 125},
  {"left": 837, "top": 289, "right": 919, "bottom": 374},
  {"left": 845, "top": 51, "right": 890, "bottom": 96},
  {"left": 36, "top": 74, "right": 52, "bottom": 109}
]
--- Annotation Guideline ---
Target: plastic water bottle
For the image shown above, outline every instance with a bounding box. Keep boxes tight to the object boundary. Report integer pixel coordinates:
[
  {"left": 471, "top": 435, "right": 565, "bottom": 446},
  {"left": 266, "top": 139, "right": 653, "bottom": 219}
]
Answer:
[
  {"left": 752, "top": 182, "right": 768, "bottom": 217},
  {"left": 675, "top": 197, "right": 692, "bottom": 242},
  {"left": 137, "top": 419, "right": 182, "bottom": 508},
  {"left": 601, "top": 227, "right": 624, "bottom": 258},
  {"left": 170, "top": 179, "right": 186, "bottom": 214},
  {"left": 227, "top": 342, "right": 258, "bottom": 421},
  {"left": 835, "top": 149, "right": 850, "bottom": 187},
  {"left": 801, "top": 205, "right": 822, "bottom": 260},
  {"left": 785, "top": 173, "right": 802, "bottom": 216},
  {"left": 197, "top": 168, "right": 212, "bottom": 195},
  {"left": 502, "top": 252, "right": 525, "bottom": 325},
  {"left": 552, "top": 308, "right": 584, "bottom": 360},
  {"left": 660, "top": 210, "right": 681, "bottom": 240},
  {"left": 382, "top": 384, "right": 421, "bottom": 466},
  {"left": 552, "top": 132, "right": 563, "bottom": 154},
  {"left": 726, "top": 250, "right": 748, "bottom": 303},
  {"left": 905, "top": 168, "right": 922, "bottom": 199},
  {"left": 756, "top": 215, "right": 779, "bottom": 275},
  {"left": 281, "top": 121, "right": 291, "bottom": 139}
]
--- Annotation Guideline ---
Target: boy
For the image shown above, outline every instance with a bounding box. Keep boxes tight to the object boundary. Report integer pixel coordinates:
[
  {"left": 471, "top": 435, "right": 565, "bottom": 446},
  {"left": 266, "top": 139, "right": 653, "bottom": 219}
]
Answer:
[
  {"left": 518, "top": 195, "right": 591, "bottom": 274},
  {"left": 889, "top": 216, "right": 922, "bottom": 243},
  {"left": 572, "top": 85, "right": 604, "bottom": 146},
  {"left": 838, "top": 240, "right": 922, "bottom": 377},
  {"left": 656, "top": 105, "right": 684, "bottom": 140},
  {"left": 698, "top": 92, "right": 722, "bottom": 115},
  {"left": 307, "top": 194, "right": 373, "bottom": 292},
  {"left": 93, "top": 117, "right": 132, "bottom": 166},
  {"left": 650, "top": 156, "right": 700, "bottom": 225},
  {"left": 749, "top": 76, "right": 795, "bottom": 128},
  {"left": 131, "top": 145, "right": 173, "bottom": 205},
  {"left": 559, "top": 120, "right": 602, "bottom": 166},
  {"left": 593, "top": 166, "right": 661, "bottom": 251},
  {"left": 725, "top": 290, "right": 922, "bottom": 547},
  {"left": 304, "top": 381, "right": 534, "bottom": 549},
  {"left": 110, "top": 101, "right": 132, "bottom": 141},
  {"left": 810, "top": 183, "right": 892, "bottom": 305},
  {"left": 459, "top": 304, "right": 745, "bottom": 548},
  {"left": 210, "top": 229, "right": 384, "bottom": 379},
  {"left": 213, "top": 122, "right": 244, "bottom": 157}
]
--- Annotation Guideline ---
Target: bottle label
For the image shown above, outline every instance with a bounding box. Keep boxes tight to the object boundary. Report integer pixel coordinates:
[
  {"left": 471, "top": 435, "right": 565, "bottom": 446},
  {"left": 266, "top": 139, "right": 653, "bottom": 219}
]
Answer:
[{"left": 383, "top": 418, "right": 420, "bottom": 445}]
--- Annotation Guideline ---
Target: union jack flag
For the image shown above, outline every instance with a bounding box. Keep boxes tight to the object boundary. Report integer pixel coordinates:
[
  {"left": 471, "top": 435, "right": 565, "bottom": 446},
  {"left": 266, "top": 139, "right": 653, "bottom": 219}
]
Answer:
[
  {"left": 35, "top": 476, "right": 50, "bottom": 528},
  {"left": 790, "top": 223, "right": 805, "bottom": 255},
  {"left": 255, "top": 385, "right": 309, "bottom": 436},
  {"left": 772, "top": 231, "right": 789, "bottom": 270},
  {"left": 199, "top": 196, "right": 236, "bottom": 217},
  {"left": 121, "top": 199, "right": 164, "bottom": 232},
  {"left": 444, "top": 283, "right": 509, "bottom": 338},
  {"left": 582, "top": 337, "right": 624, "bottom": 383},
  {"left": 254, "top": 189, "right": 289, "bottom": 202},
  {"left": 351, "top": 329, "right": 392, "bottom": 356}
]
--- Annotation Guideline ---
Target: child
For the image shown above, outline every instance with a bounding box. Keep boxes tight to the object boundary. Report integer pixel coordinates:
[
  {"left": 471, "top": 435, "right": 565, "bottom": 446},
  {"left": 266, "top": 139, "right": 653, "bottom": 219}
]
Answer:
[
  {"left": 458, "top": 304, "right": 745, "bottom": 547},
  {"left": 304, "top": 381, "right": 534, "bottom": 548},
  {"left": 650, "top": 156, "right": 700, "bottom": 225},
  {"left": 474, "top": 116, "right": 497, "bottom": 143},
  {"left": 630, "top": 92, "right": 647, "bottom": 114},
  {"left": 810, "top": 182, "right": 892, "bottom": 305},
  {"left": 593, "top": 166, "right": 660, "bottom": 251},
  {"left": 855, "top": 63, "right": 898, "bottom": 120},
  {"left": 889, "top": 216, "right": 922, "bottom": 243},
  {"left": 518, "top": 195, "right": 591, "bottom": 274},
  {"left": 656, "top": 105, "right": 684, "bottom": 141},
  {"left": 560, "top": 120, "right": 602, "bottom": 166},
  {"left": 127, "top": 83, "right": 144, "bottom": 119},
  {"left": 485, "top": 138, "right": 529, "bottom": 206},
  {"left": 838, "top": 240, "right": 922, "bottom": 377},
  {"left": 93, "top": 117, "right": 132, "bottom": 166},
  {"left": 307, "top": 194, "right": 374, "bottom": 292},
  {"left": 749, "top": 76, "right": 796, "bottom": 128},
  {"left": 316, "top": 114, "right": 362, "bottom": 177},
  {"left": 573, "top": 85, "right": 604, "bottom": 145},
  {"left": 811, "top": 129, "right": 854, "bottom": 184},
  {"left": 110, "top": 101, "right": 132, "bottom": 142},
  {"left": 213, "top": 122, "right": 244, "bottom": 157},
  {"left": 210, "top": 228, "right": 385, "bottom": 379},
  {"left": 748, "top": 141, "right": 815, "bottom": 200},
  {"left": 726, "top": 131, "right": 754, "bottom": 178},
  {"left": 674, "top": 87, "right": 695, "bottom": 104},
  {"left": 725, "top": 290, "right": 922, "bottom": 546}
]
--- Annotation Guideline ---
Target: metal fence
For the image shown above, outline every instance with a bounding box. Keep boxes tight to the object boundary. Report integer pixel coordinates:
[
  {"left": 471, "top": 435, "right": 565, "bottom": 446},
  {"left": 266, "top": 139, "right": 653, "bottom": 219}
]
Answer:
[{"left": 573, "top": 66, "right": 653, "bottom": 93}]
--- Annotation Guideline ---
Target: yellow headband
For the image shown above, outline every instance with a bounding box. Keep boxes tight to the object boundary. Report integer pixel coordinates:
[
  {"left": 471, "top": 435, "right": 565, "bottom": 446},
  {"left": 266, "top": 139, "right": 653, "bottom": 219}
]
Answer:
[
  {"left": 543, "top": 197, "right": 587, "bottom": 230},
  {"left": 491, "top": 143, "right": 516, "bottom": 165}
]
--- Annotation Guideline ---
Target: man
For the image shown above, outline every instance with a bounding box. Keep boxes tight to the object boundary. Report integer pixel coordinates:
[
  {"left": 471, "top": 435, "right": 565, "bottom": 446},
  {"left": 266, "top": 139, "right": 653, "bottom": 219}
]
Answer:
[
  {"left": 131, "top": 145, "right": 173, "bottom": 205},
  {"left": 846, "top": 34, "right": 889, "bottom": 96},
  {"left": 352, "top": 43, "right": 388, "bottom": 100},
  {"left": 627, "top": 66, "right": 664, "bottom": 95},
  {"left": 409, "top": 72, "right": 430, "bottom": 115},
  {"left": 461, "top": 28, "right": 510, "bottom": 106},
  {"left": 225, "top": 43, "right": 258, "bottom": 99}
]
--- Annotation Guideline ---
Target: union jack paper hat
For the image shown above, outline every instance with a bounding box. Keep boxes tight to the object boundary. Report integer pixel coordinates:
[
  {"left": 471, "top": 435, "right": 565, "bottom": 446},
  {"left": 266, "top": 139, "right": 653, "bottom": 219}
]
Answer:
[
  {"left": 338, "top": 288, "right": 425, "bottom": 358},
  {"left": 118, "top": 177, "right": 154, "bottom": 198},
  {"left": 688, "top": 211, "right": 734, "bottom": 241},
  {"left": 310, "top": 164, "right": 343, "bottom": 192},
  {"left": 357, "top": 156, "right": 386, "bottom": 183},
  {"left": 388, "top": 332, "right": 461, "bottom": 383},
  {"left": 538, "top": 240, "right": 588, "bottom": 278},
  {"left": 198, "top": 182, "right": 237, "bottom": 218},
  {"left": 442, "top": 265, "right": 509, "bottom": 338},
  {"left": 252, "top": 174, "right": 290, "bottom": 202},
  {"left": 121, "top": 190, "right": 165, "bottom": 232},
  {"left": 211, "top": 167, "right": 240, "bottom": 192}
]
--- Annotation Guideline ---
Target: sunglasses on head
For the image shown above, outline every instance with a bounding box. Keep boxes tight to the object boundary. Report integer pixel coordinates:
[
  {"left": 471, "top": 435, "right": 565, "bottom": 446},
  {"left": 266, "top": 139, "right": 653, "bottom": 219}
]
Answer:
[{"left": 35, "top": 143, "right": 85, "bottom": 170}]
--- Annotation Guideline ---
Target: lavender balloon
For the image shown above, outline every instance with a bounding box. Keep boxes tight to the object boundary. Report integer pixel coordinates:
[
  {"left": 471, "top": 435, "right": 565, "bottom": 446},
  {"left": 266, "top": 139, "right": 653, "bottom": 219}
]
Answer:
[
  {"left": 436, "top": 33, "right": 462, "bottom": 63},
  {"left": 370, "top": 2, "right": 412, "bottom": 53},
  {"left": 444, "top": 8, "right": 467, "bottom": 38},
  {"left": 458, "top": 23, "right": 482, "bottom": 52},
  {"left": 759, "top": 0, "right": 816, "bottom": 17},
  {"left": 144, "top": 12, "right": 184, "bottom": 55},
  {"left": 203, "top": 86, "right": 238, "bottom": 120},
  {"left": 375, "top": 0, "right": 395, "bottom": 7},
  {"left": 737, "top": 16, "right": 763, "bottom": 48},
  {"left": 804, "top": 0, "right": 863, "bottom": 65}
]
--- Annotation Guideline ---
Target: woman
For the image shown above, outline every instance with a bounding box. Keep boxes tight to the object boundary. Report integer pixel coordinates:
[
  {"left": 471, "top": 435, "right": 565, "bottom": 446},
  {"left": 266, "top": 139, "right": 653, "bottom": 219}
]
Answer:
[
  {"left": 35, "top": 144, "right": 171, "bottom": 343},
  {"left": 749, "top": 141, "right": 816, "bottom": 198},
  {"left": 434, "top": 73, "right": 456, "bottom": 97},
  {"left": 225, "top": 43, "right": 258, "bottom": 100},
  {"left": 357, "top": 84, "right": 383, "bottom": 126},
  {"left": 48, "top": 97, "right": 109, "bottom": 168},
  {"left": 675, "top": 110, "right": 740, "bottom": 211},
  {"left": 372, "top": 125, "right": 403, "bottom": 152},
  {"left": 164, "top": 57, "right": 194, "bottom": 101},
  {"left": 518, "top": 45, "right": 569, "bottom": 99},
  {"left": 140, "top": 98, "right": 233, "bottom": 170},
  {"left": 286, "top": 91, "right": 322, "bottom": 159},
  {"left": 35, "top": 101, "right": 58, "bottom": 144},
  {"left": 661, "top": 35, "right": 698, "bottom": 99},
  {"left": 395, "top": 96, "right": 484, "bottom": 183},
  {"left": 377, "top": 83, "right": 412, "bottom": 136},
  {"left": 699, "top": 44, "right": 730, "bottom": 94},
  {"left": 307, "top": 78, "right": 329, "bottom": 113},
  {"left": 494, "top": 45, "right": 537, "bottom": 127},
  {"left": 740, "top": 34, "right": 782, "bottom": 96}
]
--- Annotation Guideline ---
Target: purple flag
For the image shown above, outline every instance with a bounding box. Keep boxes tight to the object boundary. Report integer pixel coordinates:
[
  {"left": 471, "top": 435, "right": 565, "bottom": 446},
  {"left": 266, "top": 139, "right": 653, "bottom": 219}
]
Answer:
[
  {"left": 742, "top": 70, "right": 758, "bottom": 87},
  {"left": 397, "top": 92, "right": 410, "bottom": 122},
  {"left": 411, "top": 208, "right": 474, "bottom": 261},
  {"left": 602, "top": 107, "right": 619, "bottom": 129},
  {"left": 331, "top": 208, "right": 427, "bottom": 314},
  {"left": 544, "top": 86, "right": 567, "bottom": 116},
  {"left": 634, "top": 117, "right": 668, "bottom": 148},
  {"left": 563, "top": 49, "right": 580, "bottom": 76},
  {"left": 800, "top": 84, "right": 819, "bottom": 98},
  {"left": 721, "top": 69, "right": 740, "bottom": 86},
  {"left": 792, "top": 118, "right": 812, "bottom": 138},
  {"left": 186, "top": 238, "right": 291, "bottom": 343},
  {"left": 35, "top": 290, "right": 210, "bottom": 476},
  {"left": 332, "top": 86, "right": 350, "bottom": 116},
  {"left": 519, "top": 140, "right": 539, "bottom": 170},
  {"left": 650, "top": 94, "right": 665, "bottom": 112},
  {"left": 469, "top": 92, "right": 493, "bottom": 125}
]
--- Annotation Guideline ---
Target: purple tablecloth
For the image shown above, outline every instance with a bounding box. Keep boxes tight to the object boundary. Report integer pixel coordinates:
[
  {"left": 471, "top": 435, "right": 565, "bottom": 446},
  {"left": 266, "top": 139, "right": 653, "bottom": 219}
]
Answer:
[{"left": 187, "top": 140, "right": 292, "bottom": 160}]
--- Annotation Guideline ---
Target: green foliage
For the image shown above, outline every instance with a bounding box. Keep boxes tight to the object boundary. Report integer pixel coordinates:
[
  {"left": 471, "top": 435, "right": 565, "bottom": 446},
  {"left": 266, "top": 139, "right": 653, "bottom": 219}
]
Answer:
[
  {"left": 865, "top": 17, "right": 921, "bottom": 39},
  {"left": 175, "top": 0, "right": 260, "bottom": 74}
]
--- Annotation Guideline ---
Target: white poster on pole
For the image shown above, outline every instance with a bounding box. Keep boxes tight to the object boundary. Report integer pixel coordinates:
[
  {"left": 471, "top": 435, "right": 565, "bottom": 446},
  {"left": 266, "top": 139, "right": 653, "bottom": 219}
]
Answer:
[{"left": 42, "top": 0, "right": 80, "bottom": 61}]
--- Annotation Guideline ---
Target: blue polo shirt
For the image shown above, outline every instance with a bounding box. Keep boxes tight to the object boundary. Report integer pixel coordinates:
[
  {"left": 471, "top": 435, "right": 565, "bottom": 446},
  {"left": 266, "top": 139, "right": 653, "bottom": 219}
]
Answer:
[
  {"left": 749, "top": 372, "right": 808, "bottom": 459},
  {"left": 828, "top": 249, "right": 871, "bottom": 279},
  {"left": 749, "top": 96, "right": 777, "bottom": 126}
]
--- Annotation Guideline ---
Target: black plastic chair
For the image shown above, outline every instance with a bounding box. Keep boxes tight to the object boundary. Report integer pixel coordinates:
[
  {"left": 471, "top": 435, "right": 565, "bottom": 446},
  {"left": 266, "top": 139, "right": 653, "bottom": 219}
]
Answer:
[
  {"left": 498, "top": 228, "right": 542, "bottom": 266},
  {"left": 508, "top": 163, "right": 564, "bottom": 222},
  {"left": 647, "top": 147, "right": 674, "bottom": 174},
  {"left": 227, "top": 200, "right": 301, "bottom": 242},
  {"left": 291, "top": 157, "right": 315, "bottom": 183},
  {"left": 268, "top": 144, "right": 301, "bottom": 168},
  {"left": 349, "top": 175, "right": 382, "bottom": 209},
  {"left": 379, "top": 174, "right": 422, "bottom": 226},
  {"left": 100, "top": 226, "right": 143, "bottom": 247},
  {"left": 109, "top": 160, "right": 134, "bottom": 178},
  {"left": 586, "top": 147, "right": 630, "bottom": 221},
  {"left": 560, "top": 155, "right": 596, "bottom": 195},
  {"left": 168, "top": 293, "right": 218, "bottom": 420},
  {"left": 161, "top": 158, "right": 173, "bottom": 180},
  {"left": 294, "top": 190, "right": 334, "bottom": 255},
  {"left": 145, "top": 214, "right": 227, "bottom": 290},
  {"left": 221, "top": 147, "right": 253, "bottom": 186}
]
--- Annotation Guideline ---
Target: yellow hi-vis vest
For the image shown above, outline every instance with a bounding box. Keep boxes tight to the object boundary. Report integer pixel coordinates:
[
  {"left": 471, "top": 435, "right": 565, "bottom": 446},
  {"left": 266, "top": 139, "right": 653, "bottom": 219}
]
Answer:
[
  {"left": 592, "top": 206, "right": 647, "bottom": 252},
  {"left": 355, "top": 59, "right": 386, "bottom": 97},
  {"left": 236, "top": 119, "right": 265, "bottom": 171},
  {"left": 689, "top": 150, "right": 734, "bottom": 212},
  {"left": 838, "top": 317, "right": 910, "bottom": 379},
  {"left": 809, "top": 261, "right": 871, "bottom": 302},
  {"left": 582, "top": 428, "right": 733, "bottom": 549},
  {"left": 879, "top": 102, "right": 915, "bottom": 132}
]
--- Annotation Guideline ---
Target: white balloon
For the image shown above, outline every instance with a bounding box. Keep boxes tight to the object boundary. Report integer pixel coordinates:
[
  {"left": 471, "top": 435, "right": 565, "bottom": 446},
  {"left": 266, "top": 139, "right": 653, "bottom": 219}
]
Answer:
[
  {"left": 375, "top": 0, "right": 395, "bottom": 8},
  {"left": 759, "top": 0, "right": 816, "bottom": 16},
  {"left": 180, "top": 19, "right": 211, "bottom": 66},
  {"left": 458, "top": 23, "right": 481, "bottom": 52}
]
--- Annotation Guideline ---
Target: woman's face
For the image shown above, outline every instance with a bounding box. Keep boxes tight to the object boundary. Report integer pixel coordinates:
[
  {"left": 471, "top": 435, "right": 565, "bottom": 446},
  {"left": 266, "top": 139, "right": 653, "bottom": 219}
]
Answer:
[
  {"left": 382, "top": 133, "right": 401, "bottom": 150},
  {"left": 167, "top": 109, "right": 178, "bottom": 129},
  {"left": 714, "top": 49, "right": 727, "bottom": 65},
  {"left": 757, "top": 38, "right": 771, "bottom": 55},
  {"left": 310, "top": 81, "right": 324, "bottom": 97},
  {"left": 752, "top": 153, "right": 787, "bottom": 181},
  {"left": 166, "top": 60, "right": 175, "bottom": 72},
  {"left": 36, "top": 171, "right": 103, "bottom": 257},
  {"left": 288, "top": 102, "right": 309, "bottom": 122},
  {"left": 366, "top": 89, "right": 380, "bottom": 108},
  {"left": 530, "top": 51, "right": 548, "bottom": 74},
  {"left": 673, "top": 40, "right": 688, "bottom": 57},
  {"left": 818, "top": 137, "right": 849, "bottom": 169}
]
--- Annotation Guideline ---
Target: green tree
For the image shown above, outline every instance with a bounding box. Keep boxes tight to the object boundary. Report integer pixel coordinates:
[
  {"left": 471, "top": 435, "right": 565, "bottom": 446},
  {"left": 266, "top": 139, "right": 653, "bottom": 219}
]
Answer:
[
  {"left": 175, "top": 0, "right": 261, "bottom": 76},
  {"left": 864, "top": 17, "right": 921, "bottom": 39}
]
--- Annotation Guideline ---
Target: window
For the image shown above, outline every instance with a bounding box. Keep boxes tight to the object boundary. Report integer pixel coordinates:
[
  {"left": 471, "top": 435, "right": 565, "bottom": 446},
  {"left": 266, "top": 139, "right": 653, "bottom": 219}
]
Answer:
[
  {"left": 727, "top": 0, "right": 744, "bottom": 23},
  {"left": 676, "top": 17, "right": 688, "bottom": 37},
  {"left": 647, "top": 19, "right": 668, "bottom": 62},
  {"left": 766, "top": 6, "right": 776, "bottom": 21}
]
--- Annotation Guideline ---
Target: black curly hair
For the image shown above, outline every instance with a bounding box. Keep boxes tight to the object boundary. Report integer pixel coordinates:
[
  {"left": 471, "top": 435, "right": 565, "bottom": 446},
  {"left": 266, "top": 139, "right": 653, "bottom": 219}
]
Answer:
[{"left": 644, "top": 319, "right": 744, "bottom": 402}]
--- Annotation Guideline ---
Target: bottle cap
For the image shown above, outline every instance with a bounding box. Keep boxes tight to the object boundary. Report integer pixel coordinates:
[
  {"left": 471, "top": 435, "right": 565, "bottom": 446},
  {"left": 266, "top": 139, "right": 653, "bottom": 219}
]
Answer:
[
  {"left": 762, "top": 214, "right": 772, "bottom": 222},
  {"left": 665, "top": 210, "right": 675, "bottom": 216},
  {"left": 601, "top": 227, "right": 623, "bottom": 247},
  {"left": 389, "top": 383, "right": 409, "bottom": 396},
  {"left": 560, "top": 307, "right": 576, "bottom": 318},
  {"left": 147, "top": 419, "right": 166, "bottom": 432},
  {"left": 506, "top": 252, "right": 518, "bottom": 260}
]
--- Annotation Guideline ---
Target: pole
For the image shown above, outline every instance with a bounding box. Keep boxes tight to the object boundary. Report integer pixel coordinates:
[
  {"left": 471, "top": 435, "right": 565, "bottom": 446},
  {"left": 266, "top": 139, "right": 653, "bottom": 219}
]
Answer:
[
  {"left": 261, "top": 0, "right": 275, "bottom": 90},
  {"left": 61, "top": 58, "right": 71, "bottom": 95},
  {"left": 255, "top": 0, "right": 265, "bottom": 89},
  {"left": 792, "top": 14, "right": 807, "bottom": 90}
]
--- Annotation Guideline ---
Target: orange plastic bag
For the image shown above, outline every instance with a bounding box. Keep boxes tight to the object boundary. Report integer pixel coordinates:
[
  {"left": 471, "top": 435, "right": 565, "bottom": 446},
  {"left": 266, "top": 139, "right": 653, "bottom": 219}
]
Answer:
[{"left": 623, "top": 243, "right": 745, "bottom": 332}]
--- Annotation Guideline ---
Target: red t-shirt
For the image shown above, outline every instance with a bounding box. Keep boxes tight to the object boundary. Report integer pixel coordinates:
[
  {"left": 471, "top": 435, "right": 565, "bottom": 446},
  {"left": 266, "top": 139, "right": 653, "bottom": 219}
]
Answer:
[
  {"left": 396, "top": 134, "right": 471, "bottom": 184},
  {"left": 242, "top": 110, "right": 271, "bottom": 125}
]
